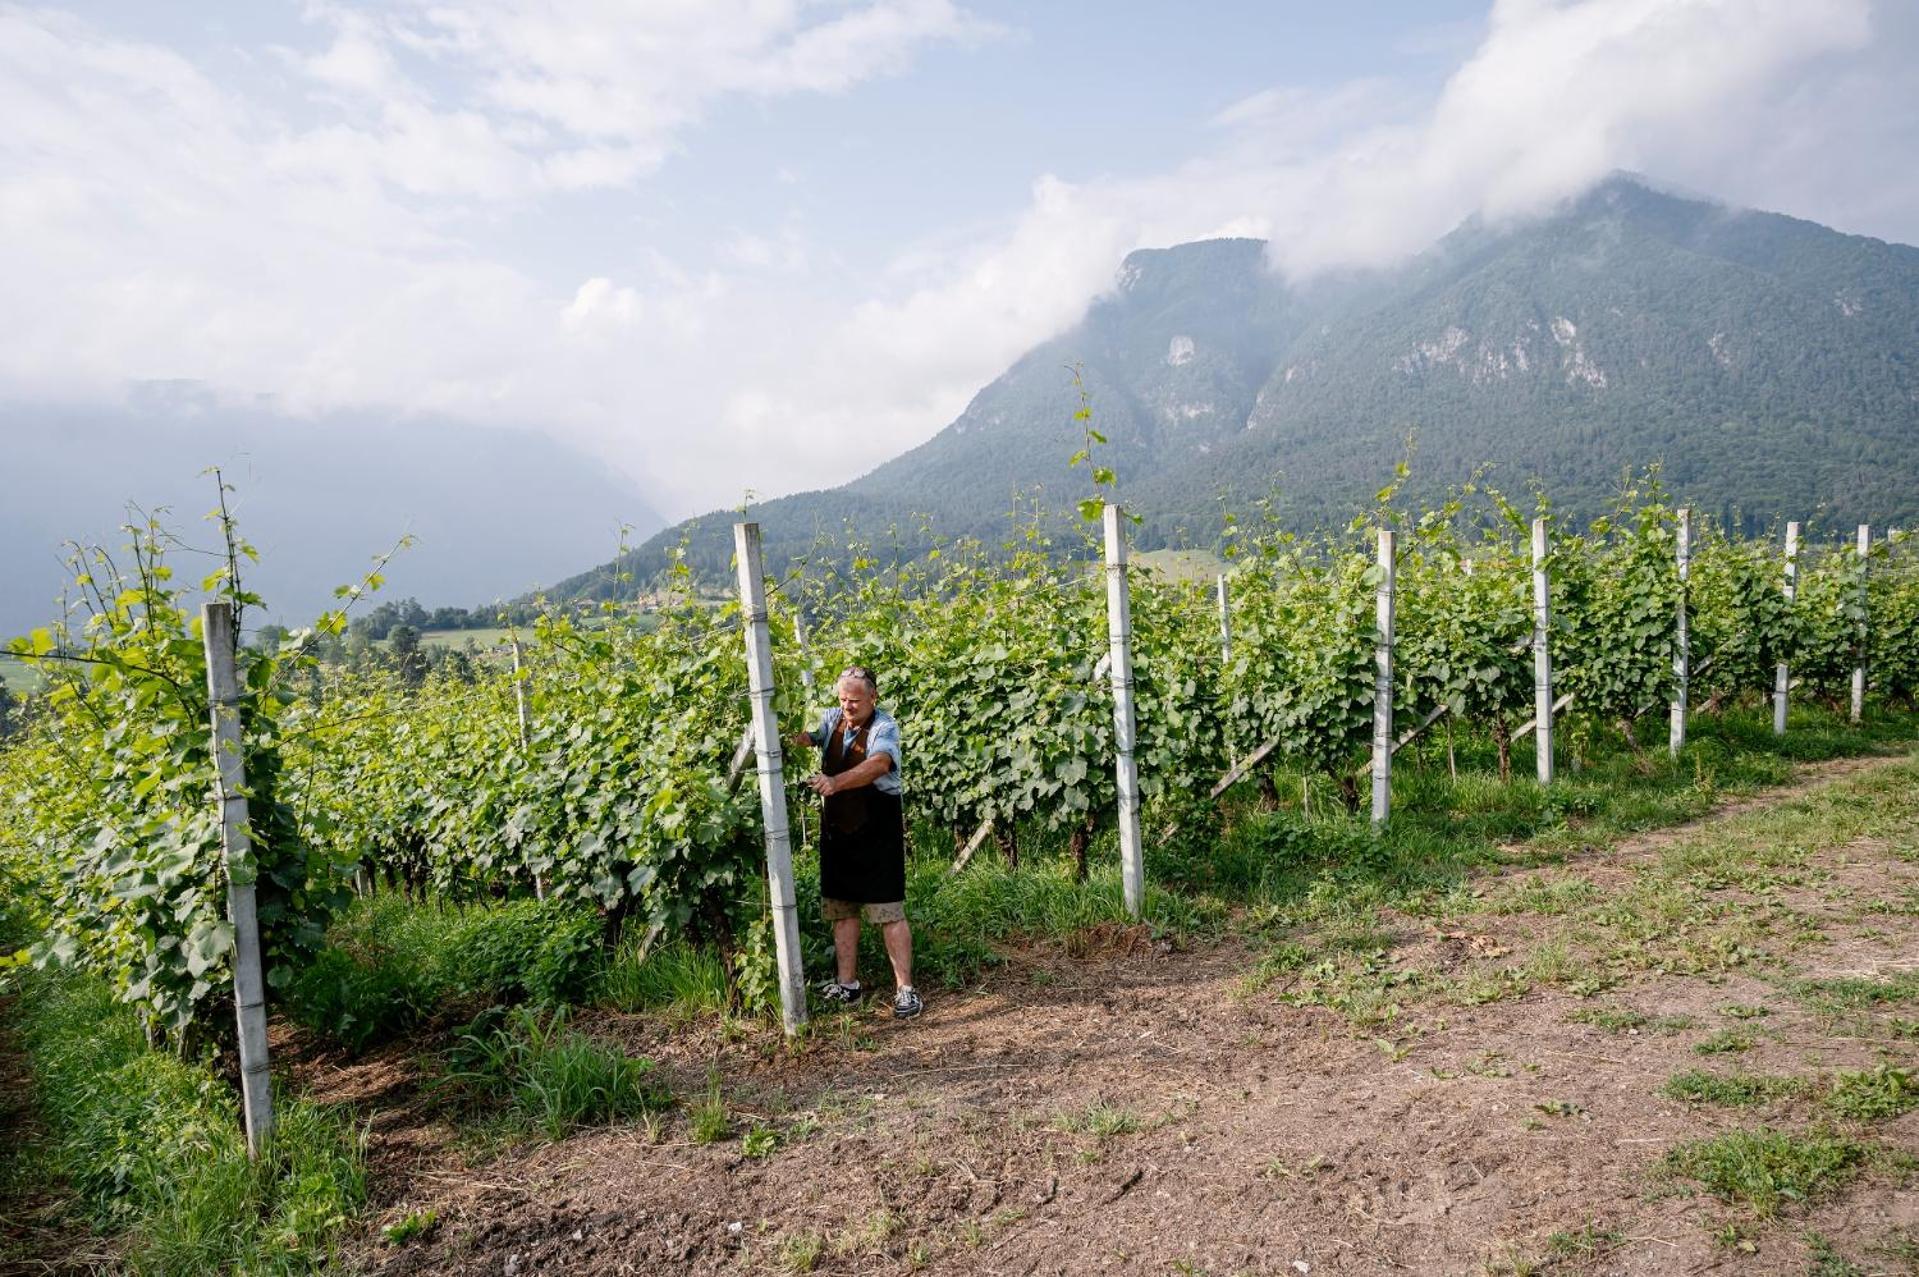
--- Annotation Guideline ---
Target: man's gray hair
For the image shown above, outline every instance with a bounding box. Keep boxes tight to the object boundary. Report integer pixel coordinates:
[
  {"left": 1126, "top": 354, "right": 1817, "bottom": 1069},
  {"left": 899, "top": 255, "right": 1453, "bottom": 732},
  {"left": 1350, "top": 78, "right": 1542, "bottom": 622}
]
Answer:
[{"left": 837, "top": 665, "right": 878, "bottom": 692}]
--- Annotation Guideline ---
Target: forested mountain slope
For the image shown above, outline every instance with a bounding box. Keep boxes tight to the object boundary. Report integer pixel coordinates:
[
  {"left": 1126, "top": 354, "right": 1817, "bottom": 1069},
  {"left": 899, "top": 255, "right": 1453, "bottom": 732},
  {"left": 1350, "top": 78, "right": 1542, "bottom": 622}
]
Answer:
[{"left": 554, "top": 175, "right": 1919, "bottom": 600}]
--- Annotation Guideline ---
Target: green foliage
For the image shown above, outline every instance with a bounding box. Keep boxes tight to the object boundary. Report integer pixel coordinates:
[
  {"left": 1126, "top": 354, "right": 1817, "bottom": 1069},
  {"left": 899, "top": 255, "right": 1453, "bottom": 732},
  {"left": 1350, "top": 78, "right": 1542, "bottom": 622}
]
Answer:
[
  {"left": 1221, "top": 531, "right": 1378, "bottom": 803},
  {"left": 1552, "top": 478, "right": 1680, "bottom": 747},
  {"left": 1868, "top": 532, "right": 1919, "bottom": 705},
  {"left": 283, "top": 595, "right": 771, "bottom": 948},
  {"left": 0, "top": 515, "right": 347, "bottom": 1045}
]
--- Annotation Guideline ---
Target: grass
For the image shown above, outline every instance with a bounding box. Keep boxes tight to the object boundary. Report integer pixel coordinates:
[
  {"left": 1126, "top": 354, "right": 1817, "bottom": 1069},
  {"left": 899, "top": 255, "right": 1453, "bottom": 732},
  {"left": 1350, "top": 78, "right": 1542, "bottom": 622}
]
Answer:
[
  {"left": 597, "top": 939, "right": 731, "bottom": 1018},
  {"left": 1789, "top": 971, "right": 1919, "bottom": 1014},
  {"left": 1660, "top": 1127, "right": 1871, "bottom": 1217},
  {"left": 286, "top": 895, "right": 603, "bottom": 1052},
  {"left": 1, "top": 969, "right": 365, "bottom": 1274},
  {"left": 1051, "top": 1100, "right": 1143, "bottom": 1139},
  {"left": 440, "top": 1006, "right": 670, "bottom": 1140},
  {"left": 687, "top": 1073, "right": 731, "bottom": 1145}
]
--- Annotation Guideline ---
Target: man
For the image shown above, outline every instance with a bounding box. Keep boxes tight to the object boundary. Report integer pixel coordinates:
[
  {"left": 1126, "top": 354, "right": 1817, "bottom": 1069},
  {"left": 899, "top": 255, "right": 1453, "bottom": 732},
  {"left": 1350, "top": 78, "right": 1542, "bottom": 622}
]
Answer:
[{"left": 786, "top": 665, "right": 921, "bottom": 1019}]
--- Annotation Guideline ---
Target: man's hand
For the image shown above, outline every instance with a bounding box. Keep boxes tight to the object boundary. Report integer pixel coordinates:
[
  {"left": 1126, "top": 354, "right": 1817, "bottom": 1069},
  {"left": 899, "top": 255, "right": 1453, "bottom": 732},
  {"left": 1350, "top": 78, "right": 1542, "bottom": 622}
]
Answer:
[
  {"left": 785, "top": 731, "right": 814, "bottom": 752},
  {"left": 806, "top": 773, "right": 838, "bottom": 797}
]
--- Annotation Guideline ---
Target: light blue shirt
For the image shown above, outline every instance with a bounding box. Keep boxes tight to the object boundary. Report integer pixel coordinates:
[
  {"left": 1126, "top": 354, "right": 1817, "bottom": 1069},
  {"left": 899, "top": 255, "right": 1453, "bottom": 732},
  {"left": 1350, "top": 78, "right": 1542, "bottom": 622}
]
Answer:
[{"left": 810, "top": 707, "right": 902, "bottom": 795}]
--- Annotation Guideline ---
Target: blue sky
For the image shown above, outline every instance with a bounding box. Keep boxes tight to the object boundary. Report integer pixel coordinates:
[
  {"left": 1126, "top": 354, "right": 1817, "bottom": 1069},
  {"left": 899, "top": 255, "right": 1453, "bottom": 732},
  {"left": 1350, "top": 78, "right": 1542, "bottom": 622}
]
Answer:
[{"left": 4, "top": 1, "right": 1916, "bottom": 519}]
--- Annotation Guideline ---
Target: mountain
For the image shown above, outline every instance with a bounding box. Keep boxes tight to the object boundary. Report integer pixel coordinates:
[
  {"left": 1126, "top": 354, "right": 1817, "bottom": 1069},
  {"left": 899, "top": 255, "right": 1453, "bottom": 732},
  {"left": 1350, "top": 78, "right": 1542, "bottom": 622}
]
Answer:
[
  {"left": 0, "top": 395, "right": 663, "bottom": 637},
  {"left": 554, "top": 175, "right": 1919, "bottom": 599}
]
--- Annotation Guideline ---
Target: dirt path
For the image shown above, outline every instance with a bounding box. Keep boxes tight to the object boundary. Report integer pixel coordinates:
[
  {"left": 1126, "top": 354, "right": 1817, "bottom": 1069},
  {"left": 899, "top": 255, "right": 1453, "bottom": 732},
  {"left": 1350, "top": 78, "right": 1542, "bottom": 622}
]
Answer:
[{"left": 347, "top": 753, "right": 1919, "bottom": 1276}]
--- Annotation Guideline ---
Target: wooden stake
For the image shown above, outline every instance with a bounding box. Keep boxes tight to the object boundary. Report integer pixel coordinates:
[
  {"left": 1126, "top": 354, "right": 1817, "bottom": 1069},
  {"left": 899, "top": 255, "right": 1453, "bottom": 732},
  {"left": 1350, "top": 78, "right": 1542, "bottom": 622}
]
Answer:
[
  {"left": 724, "top": 722, "right": 755, "bottom": 792},
  {"left": 1372, "top": 529, "right": 1396, "bottom": 827},
  {"left": 201, "top": 602, "right": 273, "bottom": 1158},
  {"left": 1775, "top": 521, "right": 1799, "bottom": 736},
  {"left": 733, "top": 523, "right": 807, "bottom": 1034},
  {"left": 1103, "top": 504, "right": 1144, "bottom": 919},
  {"left": 1671, "top": 509, "right": 1690, "bottom": 758},
  {"left": 1852, "top": 523, "right": 1869, "bottom": 724},
  {"left": 950, "top": 819, "right": 994, "bottom": 876},
  {"left": 1531, "top": 518, "right": 1554, "bottom": 785}
]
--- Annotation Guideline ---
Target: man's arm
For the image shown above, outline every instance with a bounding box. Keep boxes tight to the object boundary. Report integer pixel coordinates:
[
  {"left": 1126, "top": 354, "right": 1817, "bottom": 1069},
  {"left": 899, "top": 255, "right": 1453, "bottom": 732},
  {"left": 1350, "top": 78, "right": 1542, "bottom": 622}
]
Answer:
[
  {"left": 785, "top": 711, "right": 831, "bottom": 752},
  {"left": 808, "top": 751, "right": 893, "bottom": 796}
]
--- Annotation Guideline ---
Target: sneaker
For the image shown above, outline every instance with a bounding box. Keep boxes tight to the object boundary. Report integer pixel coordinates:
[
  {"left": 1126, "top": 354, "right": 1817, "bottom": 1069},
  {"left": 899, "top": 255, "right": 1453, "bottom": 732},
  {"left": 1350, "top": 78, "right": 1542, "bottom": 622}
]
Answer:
[
  {"left": 892, "top": 987, "right": 923, "bottom": 1019},
  {"left": 818, "top": 979, "right": 863, "bottom": 1006}
]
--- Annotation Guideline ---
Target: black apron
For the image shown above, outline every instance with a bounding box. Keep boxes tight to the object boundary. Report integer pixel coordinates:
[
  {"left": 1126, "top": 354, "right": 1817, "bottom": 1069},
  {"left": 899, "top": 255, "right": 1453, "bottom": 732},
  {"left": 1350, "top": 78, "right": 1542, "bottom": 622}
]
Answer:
[{"left": 818, "top": 718, "right": 906, "bottom": 904}]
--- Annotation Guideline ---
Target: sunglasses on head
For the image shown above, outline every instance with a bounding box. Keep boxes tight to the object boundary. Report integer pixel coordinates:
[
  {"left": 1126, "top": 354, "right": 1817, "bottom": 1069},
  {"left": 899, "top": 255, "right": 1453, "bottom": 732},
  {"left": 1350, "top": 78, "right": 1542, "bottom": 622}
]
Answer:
[{"left": 838, "top": 666, "right": 877, "bottom": 691}]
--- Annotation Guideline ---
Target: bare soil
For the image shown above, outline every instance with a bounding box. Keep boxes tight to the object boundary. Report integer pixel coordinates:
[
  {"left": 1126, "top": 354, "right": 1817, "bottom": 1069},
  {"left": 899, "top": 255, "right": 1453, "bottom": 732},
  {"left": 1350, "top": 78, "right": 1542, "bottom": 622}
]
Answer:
[{"left": 318, "top": 755, "right": 1919, "bottom": 1275}]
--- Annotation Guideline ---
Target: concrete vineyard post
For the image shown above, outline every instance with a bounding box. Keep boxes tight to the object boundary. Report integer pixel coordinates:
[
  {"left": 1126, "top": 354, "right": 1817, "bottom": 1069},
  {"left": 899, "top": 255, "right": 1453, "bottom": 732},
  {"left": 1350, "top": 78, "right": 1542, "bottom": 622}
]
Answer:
[
  {"left": 200, "top": 602, "right": 273, "bottom": 1158},
  {"left": 732, "top": 523, "right": 808, "bottom": 1034},
  {"left": 1852, "top": 524, "right": 1869, "bottom": 724},
  {"left": 1775, "top": 522, "right": 1799, "bottom": 736},
  {"left": 1531, "top": 518, "right": 1555, "bottom": 786},
  {"left": 791, "top": 612, "right": 815, "bottom": 849},
  {"left": 1372, "top": 530, "right": 1396, "bottom": 827},
  {"left": 511, "top": 636, "right": 544, "bottom": 900},
  {"left": 1671, "top": 508, "right": 1691, "bottom": 757},
  {"left": 1217, "top": 572, "right": 1235, "bottom": 768},
  {"left": 1103, "top": 504, "right": 1145, "bottom": 919}
]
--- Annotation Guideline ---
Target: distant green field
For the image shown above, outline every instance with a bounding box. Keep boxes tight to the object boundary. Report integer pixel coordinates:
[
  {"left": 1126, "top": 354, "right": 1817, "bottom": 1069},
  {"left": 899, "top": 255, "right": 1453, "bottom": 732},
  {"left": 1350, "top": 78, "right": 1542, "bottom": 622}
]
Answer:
[
  {"left": 1, "top": 660, "right": 45, "bottom": 695},
  {"left": 416, "top": 626, "right": 517, "bottom": 651},
  {"left": 1135, "top": 548, "right": 1230, "bottom": 583}
]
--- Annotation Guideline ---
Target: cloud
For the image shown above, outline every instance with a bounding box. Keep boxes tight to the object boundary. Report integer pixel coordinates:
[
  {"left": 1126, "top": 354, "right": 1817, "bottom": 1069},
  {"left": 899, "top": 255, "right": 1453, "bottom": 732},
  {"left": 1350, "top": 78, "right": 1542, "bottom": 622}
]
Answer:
[
  {"left": 346, "top": 0, "right": 1000, "bottom": 190},
  {"left": 0, "top": 0, "right": 1913, "bottom": 531}
]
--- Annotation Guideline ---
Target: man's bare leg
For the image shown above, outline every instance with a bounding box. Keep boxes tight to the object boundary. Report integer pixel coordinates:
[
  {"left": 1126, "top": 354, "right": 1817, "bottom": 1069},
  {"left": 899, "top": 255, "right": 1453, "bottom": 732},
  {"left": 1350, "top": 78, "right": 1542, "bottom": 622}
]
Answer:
[
  {"left": 834, "top": 917, "right": 861, "bottom": 985},
  {"left": 880, "top": 918, "right": 913, "bottom": 990}
]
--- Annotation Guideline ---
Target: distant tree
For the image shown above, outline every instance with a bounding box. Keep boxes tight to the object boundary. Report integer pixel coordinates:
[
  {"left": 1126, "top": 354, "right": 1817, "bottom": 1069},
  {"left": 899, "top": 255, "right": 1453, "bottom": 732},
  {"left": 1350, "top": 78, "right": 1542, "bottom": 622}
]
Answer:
[
  {"left": 389, "top": 624, "right": 428, "bottom": 688},
  {"left": 0, "top": 684, "right": 17, "bottom": 740},
  {"left": 436, "top": 647, "right": 476, "bottom": 684}
]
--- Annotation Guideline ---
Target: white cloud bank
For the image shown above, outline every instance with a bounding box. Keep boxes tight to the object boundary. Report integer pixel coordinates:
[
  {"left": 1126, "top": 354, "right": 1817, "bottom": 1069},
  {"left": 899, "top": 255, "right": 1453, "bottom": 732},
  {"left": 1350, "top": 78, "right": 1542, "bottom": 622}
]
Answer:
[{"left": 0, "top": 0, "right": 1913, "bottom": 519}]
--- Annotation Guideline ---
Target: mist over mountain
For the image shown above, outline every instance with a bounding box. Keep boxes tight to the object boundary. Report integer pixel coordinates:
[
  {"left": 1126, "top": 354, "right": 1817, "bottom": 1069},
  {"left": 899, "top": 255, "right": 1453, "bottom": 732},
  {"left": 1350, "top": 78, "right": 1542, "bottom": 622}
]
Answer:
[
  {"left": 554, "top": 175, "right": 1919, "bottom": 602},
  {"left": 0, "top": 395, "right": 662, "bottom": 637}
]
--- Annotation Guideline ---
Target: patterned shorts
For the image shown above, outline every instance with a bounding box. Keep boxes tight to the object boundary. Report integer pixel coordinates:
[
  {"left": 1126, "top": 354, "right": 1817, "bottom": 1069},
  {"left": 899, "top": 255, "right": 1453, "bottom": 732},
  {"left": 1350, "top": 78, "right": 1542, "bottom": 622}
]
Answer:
[{"left": 821, "top": 897, "right": 908, "bottom": 924}]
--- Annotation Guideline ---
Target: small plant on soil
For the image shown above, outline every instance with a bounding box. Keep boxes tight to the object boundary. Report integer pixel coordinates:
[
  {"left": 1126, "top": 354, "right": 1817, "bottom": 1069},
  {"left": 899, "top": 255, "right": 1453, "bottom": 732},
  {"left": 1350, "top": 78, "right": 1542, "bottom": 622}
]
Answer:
[
  {"left": 1545, "top": 1221, "right": 1624, "bottom": 1258},
  {"left": 1569, "top": 1006, "right": 1647, "bottom": 1032},
  {"left": 1806, "top": 1231, "right": 1865, "bottom": 1276},
  {"left": 1660, "top": 1127, "right": 1870, "bottom": 1217},
  {"left": 1663, "top": 1070, "right": 1809, "bottom": 1107},
  {"left": 776, "top": 1230, "right": 824, "bottom": 1273},
  {"left": 1693, "top": 1028, "right": 1758, "bottom": 1055},
  {"left": 1464, "top": 1052, "right": 1513, "bottom": 1078},
  {"left": 382, "top": 1210, "right": 438, "bottom": 1244},
  {"left": 1824, "top": 1065, "right": 1919, "bottom": 1120},
  {"left": 1053, "top": 1101, "right": 1142, "bottom": 1139},
  {"left": 741, "top": 1124, "right": 779, "bottom": 1159},
  {"left": 689, "top": 1091, "right": 731, "bottom": 1145},
  {"left": 1719, "top": 1003, "right": 1770, "bottom": 1019}
]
